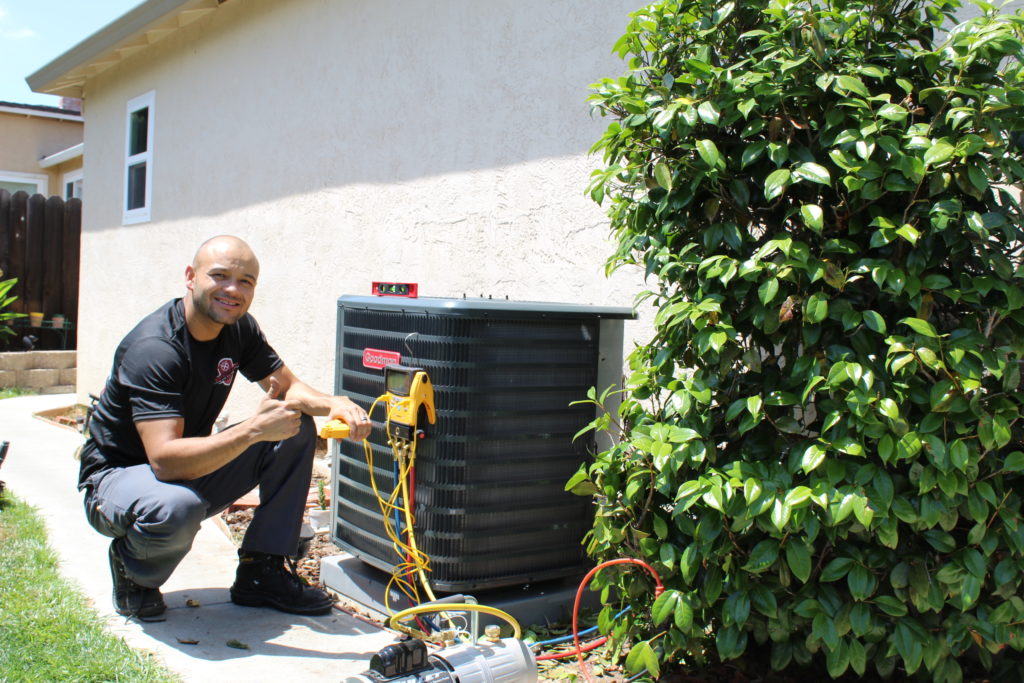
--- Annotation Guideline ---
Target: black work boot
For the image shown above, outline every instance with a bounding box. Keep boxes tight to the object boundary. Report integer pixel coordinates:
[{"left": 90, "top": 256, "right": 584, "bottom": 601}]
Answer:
[
  {"left": 229, "top": 550, "right": 334, "bottom": 615},
  {"left": 108, "top": 540, "right": 167, "bottom": 622}
]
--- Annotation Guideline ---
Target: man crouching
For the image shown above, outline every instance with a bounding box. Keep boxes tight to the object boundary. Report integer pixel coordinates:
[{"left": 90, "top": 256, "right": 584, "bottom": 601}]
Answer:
[{"left": 78, "top": 235, "right": 372, "bottom": 621}]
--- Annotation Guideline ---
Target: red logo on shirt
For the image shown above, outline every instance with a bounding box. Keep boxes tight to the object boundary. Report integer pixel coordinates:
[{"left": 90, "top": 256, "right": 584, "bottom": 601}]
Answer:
[{"left": 214, "top": 358, "right": 239, "bottom": 386}]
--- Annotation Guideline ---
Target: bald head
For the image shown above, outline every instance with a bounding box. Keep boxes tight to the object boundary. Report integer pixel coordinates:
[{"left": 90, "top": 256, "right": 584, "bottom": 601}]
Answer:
[{"left": 192, "top": 235, "right": 259, "bottom": 276}]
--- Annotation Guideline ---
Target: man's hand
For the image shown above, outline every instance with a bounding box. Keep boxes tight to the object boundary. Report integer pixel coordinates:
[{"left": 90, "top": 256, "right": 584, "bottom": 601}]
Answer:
[
  {"left": 252, "top": 378, "right": 303, "bottom": 442},
  {"left": 330, "top": 396, "right": 373, "bottom": 441},
  {"left": 259, "top": 365, "right": 372, "bottom": 440}
]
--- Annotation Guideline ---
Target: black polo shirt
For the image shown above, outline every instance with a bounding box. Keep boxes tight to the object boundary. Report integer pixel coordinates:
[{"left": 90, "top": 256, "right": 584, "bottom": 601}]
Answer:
[{"left": 78, "top": 298, "right": 282, "bottom": 486}]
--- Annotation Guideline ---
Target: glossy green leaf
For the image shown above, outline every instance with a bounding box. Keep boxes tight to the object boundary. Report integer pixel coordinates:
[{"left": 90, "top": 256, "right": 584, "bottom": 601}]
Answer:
[
  {"left": 804, "top": 293, "right": 829, "bottom": 324},
  {"left": 565, "top": 469, "right": 598, "bottom": 495},
  {"left": 758, "top": 278, "right": 780, "bottom": 304},
  {"left": 923, "top": 141, "right": 955, "bottom": 167},
  {"left": 764, "top": 169, "right": 791, "bottom": 200},
  {"left": 877, "top": 103, "right": 908, "bottom": 121},
  {"left": 900, "top": 317, "right": 938, "bottom": 337},
  {"left": 652, "top": 589, "right": 680, "bottom": 625},
  {"left": 771, "top": 499, "right": 791, "bottom": 530},
  {"left": 786, "top": 542, "right": 812, "bottom": 583},
  {"left": 697, "top": 101, "right": 721, "bottom": 125},
  {"left": 801, "top": 204, "right": 824, "bottom": 232},
  {"left": 654, "top": 161, "right": 673, "bottom": 191},
  {"left": 861, "top": 310, "right": 886, "bottom": 334},
  {"left": 812, "top": 612, "right": 840, "bottom": 650},
  {"left": 715, "top": 625, "right": 746, "bottom": 660},
  {"left": 625, "top": 640, "right": 660, "bottom": 677},
  {"left": 878, "top": 398, "right": 899, "bottom": 419},
  {"left": 849, "top": 603, "right": 871, "bottom": 637},
  {"left": 794, "top": 162, "right": 831, "bottom": 185},
  {"left": 741, "top": 140, "right": 767, "bottom": 168},
  {"left": 826, "top": 640, "right": 850, "bottom": 678},
  {"left": 1005, "top": 451, "right": 1024, "bottom": 471},
  {"left": 848, "top": 564, "right": 876, "bottom": 600},
  {"left": 696, "top": 139, "right": 721, "bottom": 167},
  {"left": 675, "top": 595, "right": 694, "bottom": 631},
  {"left": 836, "top": 74, "right": 870, "bottom": 97},
  {"left": 821, "top": 557, "right": 854, "bottom": 582},
  {"left": 801, "top": 443, "right": 827, "bottom": 473},
  {"left": 744, "top": 539, "right": 779, "bottom": 573},
  {"left": 874, "top": 596, "right": 908, "bottom": 617}
]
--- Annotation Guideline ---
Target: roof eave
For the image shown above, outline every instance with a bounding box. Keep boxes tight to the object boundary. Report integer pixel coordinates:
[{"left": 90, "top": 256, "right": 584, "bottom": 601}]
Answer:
[
  {"left": 26, "top": 0, "right": 221, "bottom": 98},
  {"left": 39, "top": 143, "right": 85, "bottom": 169},
  {"left": 0, "top": 103, "right": 83, "bottom": 122}
]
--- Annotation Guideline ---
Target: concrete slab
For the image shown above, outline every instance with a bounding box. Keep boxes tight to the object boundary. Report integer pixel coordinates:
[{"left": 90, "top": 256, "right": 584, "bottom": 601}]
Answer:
[
  {"left": 322, "top": 554, "right": 597, "bottom": 631},
  {"left": 0, "top": 394, "right": 396, "bottom": 682}
]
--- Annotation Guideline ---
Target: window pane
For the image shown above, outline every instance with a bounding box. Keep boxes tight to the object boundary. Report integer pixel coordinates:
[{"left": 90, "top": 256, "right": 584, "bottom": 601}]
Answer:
[
  {"left": 0, "top": 181, "right": 40, "bottom": 195},
  {"left": 129, "top": 107, "right": 149, "bottom": 156},
  {"left": 127, "top": 162, "right": 146, "bottom": 210}
]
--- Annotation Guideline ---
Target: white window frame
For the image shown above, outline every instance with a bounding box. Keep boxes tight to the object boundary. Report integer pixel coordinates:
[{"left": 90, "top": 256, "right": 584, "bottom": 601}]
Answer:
[
  {"left": 63, "top": 169, "right": 83, "bottom": 200},
  {"left": 0, "top": 171, "right": 48, "bottom": 196},
  {"left": 122, "top": 90, "right": 155, "bottom": 225}
]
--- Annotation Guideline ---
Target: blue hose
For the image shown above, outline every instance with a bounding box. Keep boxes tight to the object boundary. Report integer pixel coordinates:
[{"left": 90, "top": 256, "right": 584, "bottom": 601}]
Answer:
[
  {"left": 533, "top": 607, "right": 631, "bottom": 646},
  {"left": 392, "top": 459, "right": 402, "bottom": 538}
]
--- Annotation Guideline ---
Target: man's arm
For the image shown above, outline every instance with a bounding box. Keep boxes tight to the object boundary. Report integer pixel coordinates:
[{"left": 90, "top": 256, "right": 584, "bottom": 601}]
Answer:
[
  {"left": 259, "top": 365, "right": 373, "bottom": 441},
  {"left": 136, "top": 379, "right": 303, "bottom": 481}
]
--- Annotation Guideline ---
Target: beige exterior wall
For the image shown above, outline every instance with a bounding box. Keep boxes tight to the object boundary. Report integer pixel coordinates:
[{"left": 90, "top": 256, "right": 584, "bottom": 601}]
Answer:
[
  {"left": 77, "top": 0, "right": 648, "bottom": 420},
  {"left": 0, "top": 110, "right": 82, "bottom": 196},
  {"left": 50, "top": 156, "right": 84, "bottom": 199}
]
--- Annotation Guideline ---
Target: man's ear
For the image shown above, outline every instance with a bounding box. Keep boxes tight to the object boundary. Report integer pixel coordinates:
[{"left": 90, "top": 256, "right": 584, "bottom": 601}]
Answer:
[{"left": 185, "top": 264, "right": 196, "bottom": 291}]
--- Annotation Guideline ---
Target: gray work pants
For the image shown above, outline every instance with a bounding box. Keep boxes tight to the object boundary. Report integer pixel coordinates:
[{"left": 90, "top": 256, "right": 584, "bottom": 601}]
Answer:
[{"left": 82, "top": 415, "right": 317, "bottom": 588}]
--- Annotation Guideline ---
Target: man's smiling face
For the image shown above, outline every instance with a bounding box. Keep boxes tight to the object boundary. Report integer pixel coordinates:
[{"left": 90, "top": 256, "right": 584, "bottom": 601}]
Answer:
[{"left": 184, "top": 236, "right": 259, "bottom": 339}]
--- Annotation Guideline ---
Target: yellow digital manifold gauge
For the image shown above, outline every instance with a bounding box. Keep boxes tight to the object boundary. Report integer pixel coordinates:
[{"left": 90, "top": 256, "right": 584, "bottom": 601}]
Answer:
[
  {"left": 384, "top": 364, "right": 436, "bottom": 441},
  {"left": 318, "top": 364, "right": 435, "bottom": 441}
]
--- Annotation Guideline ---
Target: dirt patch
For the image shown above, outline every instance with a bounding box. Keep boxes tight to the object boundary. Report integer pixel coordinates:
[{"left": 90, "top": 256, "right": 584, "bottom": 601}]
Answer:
[{"left": 32, "top": 404, "right": 89, "bottom": 432}]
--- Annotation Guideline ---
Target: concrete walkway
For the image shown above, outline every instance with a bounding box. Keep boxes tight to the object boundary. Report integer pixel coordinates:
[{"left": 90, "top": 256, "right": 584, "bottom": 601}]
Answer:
[{"left": 0, "top": 394, "right": 395, "bottom": 682}]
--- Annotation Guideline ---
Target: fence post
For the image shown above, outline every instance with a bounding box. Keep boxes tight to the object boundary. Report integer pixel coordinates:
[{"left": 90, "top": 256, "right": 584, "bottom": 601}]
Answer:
[
  {"left": 43, "top": 196, "right": 65, "bottom": 316},
  {"left": 24, "top": 193, "right": 47, "bottom": 314},
  {"left": 7, "top": 191, "right": 28, "bottom": 315},
  {"left": 0, "top": 189, "right": 10, "bottom": 276}
]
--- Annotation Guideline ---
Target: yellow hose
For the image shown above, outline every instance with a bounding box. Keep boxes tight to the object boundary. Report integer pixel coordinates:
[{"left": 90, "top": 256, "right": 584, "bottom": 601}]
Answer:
[
  {"left": 398, "top": 439, "right": 438, "bottom": 603},
  {"left": 359, "top": 390, "right": 520, "bottom": 641}
]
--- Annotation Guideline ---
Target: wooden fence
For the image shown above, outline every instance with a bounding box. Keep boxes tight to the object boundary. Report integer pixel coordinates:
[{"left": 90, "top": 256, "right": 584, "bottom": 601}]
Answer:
[{"left": 0, "top": 190, "right": 81, "bottom": 351}]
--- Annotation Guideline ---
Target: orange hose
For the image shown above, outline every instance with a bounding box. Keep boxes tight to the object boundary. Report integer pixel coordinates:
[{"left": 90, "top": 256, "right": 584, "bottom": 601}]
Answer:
[
  {"left": 535, "top": 636, "right": 608, "bottom": 661},
  {"left": 572, "top": 559, "right": 664, "bottom": 683}
]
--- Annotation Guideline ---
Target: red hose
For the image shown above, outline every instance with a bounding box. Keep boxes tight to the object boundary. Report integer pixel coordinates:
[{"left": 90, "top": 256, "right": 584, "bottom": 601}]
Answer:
[
  {"left": 571, "top": 559, "right": 664, "bottom": 683},
  {"left": 407, "top": 465, "right": 428, "bottom": 633}
]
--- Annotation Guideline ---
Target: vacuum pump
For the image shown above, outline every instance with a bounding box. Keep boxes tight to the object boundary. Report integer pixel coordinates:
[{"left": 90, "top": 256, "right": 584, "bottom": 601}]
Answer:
[{"left": 346, "top": 637, "right": 537, "bottom": 683}]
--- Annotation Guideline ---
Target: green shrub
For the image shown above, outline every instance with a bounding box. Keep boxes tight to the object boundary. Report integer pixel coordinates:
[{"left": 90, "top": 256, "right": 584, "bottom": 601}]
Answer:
[
  {"left": 0, "top": 269, "right": 23, "bottom": 339},
  {"left": 578, "top": 0, "right": 1024, "bottom": 680}
]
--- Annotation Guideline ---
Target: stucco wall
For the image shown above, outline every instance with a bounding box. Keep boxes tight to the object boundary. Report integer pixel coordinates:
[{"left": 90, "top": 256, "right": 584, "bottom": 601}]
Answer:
[
  {"left": 0, "top": 111, "right": 82, "bottom": 195},
  {"left": 77, "top": 0, "right": 648, "bottom": 420}
]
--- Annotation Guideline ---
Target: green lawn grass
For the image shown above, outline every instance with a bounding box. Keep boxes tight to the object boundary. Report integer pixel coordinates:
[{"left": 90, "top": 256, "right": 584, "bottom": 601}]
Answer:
[
  {"left": 0, "top": 387, "right": 35, "bottom": 400},
  {"left": 0, "top": 492, "right": 180, "bottom": 682}
]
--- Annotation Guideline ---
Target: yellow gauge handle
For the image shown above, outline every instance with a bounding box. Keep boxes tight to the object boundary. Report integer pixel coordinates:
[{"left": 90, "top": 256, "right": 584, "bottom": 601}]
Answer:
[{"left": 319, "top": 419, "right": 351, "bottom": 440}]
